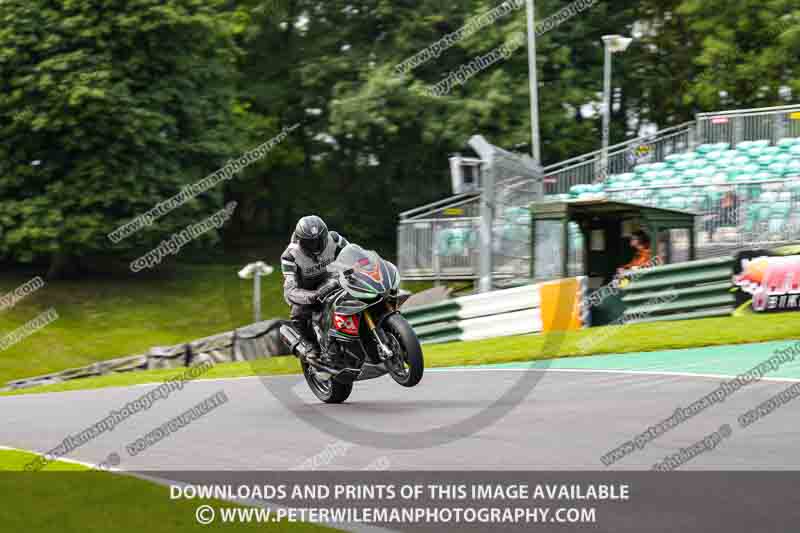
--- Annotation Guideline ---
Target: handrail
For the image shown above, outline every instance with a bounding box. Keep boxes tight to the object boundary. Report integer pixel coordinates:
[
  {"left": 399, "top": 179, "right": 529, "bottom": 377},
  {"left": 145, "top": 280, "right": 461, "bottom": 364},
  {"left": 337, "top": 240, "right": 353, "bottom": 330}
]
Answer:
[
  {"left": 696, "top": 103, "right": 800, "bottom": 118},
  {"left": 542, "top": 121, "right": 696, "bottom": 173},
  {"left": 399, "top": 191, "right": 479, "bottom": 219},
  {"left": 401, "top": 195, "right": 481, "bottom": 221}
]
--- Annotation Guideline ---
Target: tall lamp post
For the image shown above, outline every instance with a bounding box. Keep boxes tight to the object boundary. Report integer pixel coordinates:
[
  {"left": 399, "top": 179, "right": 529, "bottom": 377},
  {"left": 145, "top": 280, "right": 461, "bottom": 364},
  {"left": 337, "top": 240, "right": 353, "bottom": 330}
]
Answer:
[
  {"left": 525, "top": 0, "right": 541, "bottom": 165},
  {"left": 600, "top": 34, "right": 633, "bottom": 180}
]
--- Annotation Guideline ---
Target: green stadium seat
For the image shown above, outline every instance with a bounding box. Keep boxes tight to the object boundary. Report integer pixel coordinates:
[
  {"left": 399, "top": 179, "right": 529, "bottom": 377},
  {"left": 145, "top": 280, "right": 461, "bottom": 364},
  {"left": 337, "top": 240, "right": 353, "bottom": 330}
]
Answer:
[
  {"left": 699, "top": 167, "right": 717, "bottom": 177},
  {"left": 757, "top": 155, "right": 776, "bottom": 166},
  {"left": 643, "top": 171, "right": 660, "bottom": 181},
  {"left": 696, "top": 144, "right": 717, "bottom": 153},
  {"left": 789, "top": 145, "right": 800, "bottom": 157},
  {"left": 768, "top": 163, "right": 789, "bottom": 176},
  {"left": 711, "top": 173, "right": 730, "bottom": 185},
  {"left": 742, "top": 164, "right": 761, "bottom": 174},
  {"left": 754, "top": 171, "right": 776, "bottom": 181},
  {"left": 634, "top": 163, "right": 657, "bottom": 174},
  {"left": 786, "top": 161, "right": 800, "bottom": 175},
  {"left": 658, "top": 169, "right": 677, "bottom": 180},
  {"left": 778, "top": 138, "right": 799, "bottom": 149},
  {"left": 774, "top": 152, "right": 793, "bottom": 163},
  {"left": 763, "top": 146, "right": 782, "bottom": 156},
  {"left": 727, "top": 168, "right": 744, "bottom": 179},
  {"left": 683, "top": 168, "right": 701, "bottom": 178},
  {"left": 733, "top": 156, "right": 750, "bottom": 166}
]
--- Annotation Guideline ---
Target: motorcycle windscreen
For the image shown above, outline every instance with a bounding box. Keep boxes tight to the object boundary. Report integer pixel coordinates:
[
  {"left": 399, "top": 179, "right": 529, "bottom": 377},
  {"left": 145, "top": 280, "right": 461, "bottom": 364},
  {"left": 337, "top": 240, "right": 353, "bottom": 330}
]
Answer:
[{"left": 331, "top": 244, "right": 397, "bottom": 298}]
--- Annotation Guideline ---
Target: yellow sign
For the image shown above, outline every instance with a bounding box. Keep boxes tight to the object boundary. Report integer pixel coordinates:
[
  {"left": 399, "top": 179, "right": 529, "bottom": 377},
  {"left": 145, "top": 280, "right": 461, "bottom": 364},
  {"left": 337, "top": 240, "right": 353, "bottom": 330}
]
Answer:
[
  {"left": 790, "top": 112, "right": 800, "bottom": 120},
  {"left": 444, "top": 208, "right": 464, "bottom": 216},
  {"left": 539, "top": 278, "right": 583, "bottom": 332}
]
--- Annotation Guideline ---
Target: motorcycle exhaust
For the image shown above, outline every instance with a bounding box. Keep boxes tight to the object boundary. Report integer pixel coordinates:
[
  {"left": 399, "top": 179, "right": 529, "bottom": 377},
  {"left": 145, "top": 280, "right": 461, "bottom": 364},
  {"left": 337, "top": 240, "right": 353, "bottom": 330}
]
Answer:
[{"left": 279, "top": 324, "right": 302, "bottom": 354}]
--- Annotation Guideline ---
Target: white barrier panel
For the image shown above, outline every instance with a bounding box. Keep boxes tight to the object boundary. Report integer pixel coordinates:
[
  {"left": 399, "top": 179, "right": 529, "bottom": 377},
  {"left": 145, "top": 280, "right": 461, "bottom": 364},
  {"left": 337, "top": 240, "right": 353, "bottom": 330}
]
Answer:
[
  {"left": 455, "top": 283, "right": 540, "bottom": 319},
  {"left": 459, "top": 308, "right": 543, "bottom": 341}
]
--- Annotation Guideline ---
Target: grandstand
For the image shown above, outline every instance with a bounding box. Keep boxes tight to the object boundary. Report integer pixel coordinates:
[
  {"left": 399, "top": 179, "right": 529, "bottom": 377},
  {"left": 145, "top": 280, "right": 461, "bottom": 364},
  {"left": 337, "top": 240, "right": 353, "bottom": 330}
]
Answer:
[
  {"left": 566, "top": 137, "right": 800, "bottom": 258},
  {"left": 398, "top": 104, "right": 800, "bottom": 282}
]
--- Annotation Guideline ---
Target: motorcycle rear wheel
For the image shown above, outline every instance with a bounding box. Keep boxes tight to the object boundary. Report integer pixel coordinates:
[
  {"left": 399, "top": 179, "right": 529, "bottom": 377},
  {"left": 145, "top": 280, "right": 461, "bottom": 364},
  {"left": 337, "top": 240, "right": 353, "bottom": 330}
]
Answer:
[
  {"left": 302, "top": 362, "right": 353, "bottom": 403},
  {"left": 383, "top": 313, "right": 424, "bottom": 387}
]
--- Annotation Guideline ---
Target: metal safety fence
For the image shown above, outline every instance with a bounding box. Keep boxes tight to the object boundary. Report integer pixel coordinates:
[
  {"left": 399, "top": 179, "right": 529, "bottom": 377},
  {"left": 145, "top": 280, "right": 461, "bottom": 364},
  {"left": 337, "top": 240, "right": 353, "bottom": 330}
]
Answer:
[
  {"left": 605, "top": 178, "right": 800, "bottom": 259},
  {"left": 542, "top": 123, "right": 696, "bottom": 195},
  {"left": 696, "top": 104, "right": 800, "bottom": 147}
]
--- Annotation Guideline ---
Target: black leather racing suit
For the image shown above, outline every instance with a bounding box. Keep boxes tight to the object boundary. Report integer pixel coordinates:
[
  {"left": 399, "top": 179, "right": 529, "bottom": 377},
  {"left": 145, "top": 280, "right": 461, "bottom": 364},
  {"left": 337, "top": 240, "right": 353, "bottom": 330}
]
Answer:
[{"left": 280, "top": 230, "right": 349, "bottom": 353}]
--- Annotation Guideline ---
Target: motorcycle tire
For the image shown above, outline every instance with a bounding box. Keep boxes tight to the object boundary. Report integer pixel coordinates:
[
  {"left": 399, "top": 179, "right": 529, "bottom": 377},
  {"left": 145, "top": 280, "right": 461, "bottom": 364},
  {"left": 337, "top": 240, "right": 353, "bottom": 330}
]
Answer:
[
  {"left": 302, "top": 361, "right": 353, "bottom": 403},
  {"left": 383, "top": 313, "right": 424, "bottom": 387}
]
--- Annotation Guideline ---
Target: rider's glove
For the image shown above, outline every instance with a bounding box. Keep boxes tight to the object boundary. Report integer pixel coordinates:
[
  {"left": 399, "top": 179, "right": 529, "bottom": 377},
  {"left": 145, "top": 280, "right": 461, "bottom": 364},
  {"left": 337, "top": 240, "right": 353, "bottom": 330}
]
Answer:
[{"left": 315, "top": 278, "right": 341, "bottom": 302}]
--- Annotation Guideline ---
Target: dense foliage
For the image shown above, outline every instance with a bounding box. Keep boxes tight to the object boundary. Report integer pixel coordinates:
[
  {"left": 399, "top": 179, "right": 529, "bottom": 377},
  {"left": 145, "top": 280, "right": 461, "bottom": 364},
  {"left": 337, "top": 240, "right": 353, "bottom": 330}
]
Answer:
[{"left": 1, "top": 0, "right": 798, "bottom": 274}]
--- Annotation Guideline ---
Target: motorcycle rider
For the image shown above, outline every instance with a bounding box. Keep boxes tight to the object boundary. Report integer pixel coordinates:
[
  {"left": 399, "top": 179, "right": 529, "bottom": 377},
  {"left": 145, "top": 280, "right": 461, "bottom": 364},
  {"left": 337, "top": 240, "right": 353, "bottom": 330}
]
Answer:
[{"left": 280, "top": 215, "right": 349, "bottom": 362}]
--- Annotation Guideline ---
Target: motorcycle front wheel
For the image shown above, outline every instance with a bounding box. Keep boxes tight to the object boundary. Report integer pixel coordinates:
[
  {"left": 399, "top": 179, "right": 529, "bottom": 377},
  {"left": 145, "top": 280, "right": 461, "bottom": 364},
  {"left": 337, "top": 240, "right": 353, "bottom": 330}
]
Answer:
[
  {"left": 383, "top": 313, "right": 424, "bottom": 387},
  {"left": 301, "top": 362, "right": 353, "bottom": 403}
]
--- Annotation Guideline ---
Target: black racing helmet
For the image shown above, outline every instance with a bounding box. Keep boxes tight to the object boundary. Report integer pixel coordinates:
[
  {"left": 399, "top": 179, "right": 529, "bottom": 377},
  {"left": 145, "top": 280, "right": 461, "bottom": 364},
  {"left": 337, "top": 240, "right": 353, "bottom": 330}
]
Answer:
[{"left": 295, "top": 215, "right": 329, "bottom": 256}]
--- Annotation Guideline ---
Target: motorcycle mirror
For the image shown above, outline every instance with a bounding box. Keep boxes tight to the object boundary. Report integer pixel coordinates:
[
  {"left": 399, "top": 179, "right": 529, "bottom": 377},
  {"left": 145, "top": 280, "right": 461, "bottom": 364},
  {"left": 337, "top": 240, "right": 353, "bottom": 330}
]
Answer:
[{"left": 343, "top": 268, "right": 354, "bottom": 276}]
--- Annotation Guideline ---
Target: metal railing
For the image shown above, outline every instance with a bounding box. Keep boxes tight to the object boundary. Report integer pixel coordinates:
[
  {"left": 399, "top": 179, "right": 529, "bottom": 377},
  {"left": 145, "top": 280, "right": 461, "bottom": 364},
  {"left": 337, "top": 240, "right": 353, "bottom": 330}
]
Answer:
[
  {"left": 605, "top": 178, "right": 800, "bottom": 259},
  {"left": 398, "top": 217, "right": 480, "bottom": 281},
  {"left": 398, "top": 192, "right": 480, "bottom": 220},
  {"left": 696, "top": 104, "right": 800, "bottom": 146},
  {"left": 541, "top": 122, "right": 696, "bottom": 194},
  {"left": 397, "top": 215, "right": 537, "bottom": 282}
]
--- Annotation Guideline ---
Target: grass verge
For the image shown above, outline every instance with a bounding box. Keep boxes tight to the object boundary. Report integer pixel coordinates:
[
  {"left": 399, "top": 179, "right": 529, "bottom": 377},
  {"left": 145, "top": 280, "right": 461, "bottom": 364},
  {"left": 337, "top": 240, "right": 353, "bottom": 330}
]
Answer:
[
  {"left": 0, "top": 449, "right": 338, "bottom": 532},
  {"left": 4, "top": 311, "right": 799, "bottom": 397}
]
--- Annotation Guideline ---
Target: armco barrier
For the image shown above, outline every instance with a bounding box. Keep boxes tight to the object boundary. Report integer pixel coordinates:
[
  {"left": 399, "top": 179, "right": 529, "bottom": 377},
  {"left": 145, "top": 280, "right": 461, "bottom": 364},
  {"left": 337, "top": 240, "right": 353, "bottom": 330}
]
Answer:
[
  {"left": 403, "top": 284, "right": 542, "bottom": 344},
  {"left": 619, "top": 256, "right": 735, "bottom": 323}
]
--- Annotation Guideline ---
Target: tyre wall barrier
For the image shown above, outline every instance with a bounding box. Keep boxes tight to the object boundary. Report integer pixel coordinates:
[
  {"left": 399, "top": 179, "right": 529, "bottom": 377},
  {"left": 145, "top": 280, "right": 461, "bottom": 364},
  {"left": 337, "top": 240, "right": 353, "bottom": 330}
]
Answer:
[
  {"left": 4, "top": 320, "right": 288, "bottom": 391},
  {"left": 618, "top": 256, "right": 736, "bottom": 324}
]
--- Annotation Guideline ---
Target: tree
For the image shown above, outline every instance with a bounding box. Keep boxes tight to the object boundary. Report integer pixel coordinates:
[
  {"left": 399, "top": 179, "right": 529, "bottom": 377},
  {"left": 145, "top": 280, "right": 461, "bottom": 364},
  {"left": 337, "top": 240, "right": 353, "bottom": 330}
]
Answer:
[{"left": 0, "top": 0, "right": 241, "bottom": 276}]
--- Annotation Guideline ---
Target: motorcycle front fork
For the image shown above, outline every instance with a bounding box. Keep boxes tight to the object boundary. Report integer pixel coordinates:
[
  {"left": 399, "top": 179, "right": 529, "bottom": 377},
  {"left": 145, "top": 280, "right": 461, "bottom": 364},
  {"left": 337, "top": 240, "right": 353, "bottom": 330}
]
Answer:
[{"left": 364, "top": 310, "right": 393, "bottom": 361}]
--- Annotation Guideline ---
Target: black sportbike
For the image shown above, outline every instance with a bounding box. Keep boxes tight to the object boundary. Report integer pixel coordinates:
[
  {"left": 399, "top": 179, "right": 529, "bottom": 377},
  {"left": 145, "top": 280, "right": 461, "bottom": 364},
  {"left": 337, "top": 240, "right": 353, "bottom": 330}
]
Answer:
[{"left": 281, "top": 244, "right": 424, "bottom": 403}]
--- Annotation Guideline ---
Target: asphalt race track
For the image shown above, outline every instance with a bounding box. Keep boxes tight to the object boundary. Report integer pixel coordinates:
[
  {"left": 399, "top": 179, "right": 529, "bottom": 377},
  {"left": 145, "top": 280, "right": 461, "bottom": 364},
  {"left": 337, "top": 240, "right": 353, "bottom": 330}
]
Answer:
[{"left": 3, "top": 360, "right": 800, "bottom": 471}]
